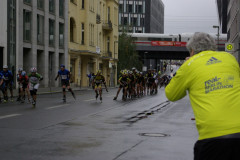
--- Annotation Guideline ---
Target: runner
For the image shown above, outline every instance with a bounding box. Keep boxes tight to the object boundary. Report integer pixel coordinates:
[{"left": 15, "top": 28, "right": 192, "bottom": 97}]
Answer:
[
  {"left": 113, "top": 70, "right": 130, "bottom": 101},
  {"left": 92, "top": 70, "right": 108, "bottom": 102},
  {"left": 146, "top": 69, "right": 154, "bottom": 95},
  {"left": 28, "top": 67, "right": 43, "bottom": 108},
  {"left": 136, "top": 72, "right": 145, "bottom": 97},
  {"left": 55, "top": 64, "right": 76, "bottom": 102},
  {"left": 17, "top": 68, "right": 23, "bottom": 101},
  {"left": 1, "top": 65, "right": 14, "bottom": 102},
  {"left": 18, "top": 71, "right": 30, "bottom": 103},
  {"left": 0, "top": 72, "right": 5, "bottom": 103}
]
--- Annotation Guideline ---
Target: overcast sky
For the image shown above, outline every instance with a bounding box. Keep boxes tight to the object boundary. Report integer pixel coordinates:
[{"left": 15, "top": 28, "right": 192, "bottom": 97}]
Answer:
[{"left": 161, "top": 0, "right": 219, "bottom": 34}]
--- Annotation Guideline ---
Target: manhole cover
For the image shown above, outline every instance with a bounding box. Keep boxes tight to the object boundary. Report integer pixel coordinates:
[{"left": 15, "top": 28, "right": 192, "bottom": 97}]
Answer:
[{"left": 139, "top": 133, "right": 170, "bottom": 137}]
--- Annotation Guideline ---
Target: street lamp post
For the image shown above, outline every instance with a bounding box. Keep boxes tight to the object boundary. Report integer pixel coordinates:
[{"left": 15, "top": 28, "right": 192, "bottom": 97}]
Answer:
[{"left": 213, "top": 25, "right": 220, "bottom": 51}]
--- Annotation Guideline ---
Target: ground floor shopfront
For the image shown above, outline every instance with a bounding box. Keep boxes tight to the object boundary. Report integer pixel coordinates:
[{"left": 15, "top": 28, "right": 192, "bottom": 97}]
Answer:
[{"left": 69, "top": 51, "right": 117, "bottom": 88}]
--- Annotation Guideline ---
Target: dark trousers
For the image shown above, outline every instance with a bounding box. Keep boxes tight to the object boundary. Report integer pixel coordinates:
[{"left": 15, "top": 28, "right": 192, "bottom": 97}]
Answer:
[{"left": 194, "top": 138, "right": 240, "bottom": 160}]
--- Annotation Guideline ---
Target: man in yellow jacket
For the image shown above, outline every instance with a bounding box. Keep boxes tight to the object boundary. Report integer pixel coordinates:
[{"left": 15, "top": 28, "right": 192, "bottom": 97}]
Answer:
[{"left": 165, "top": 32, "right": 240, "bottom": 160}]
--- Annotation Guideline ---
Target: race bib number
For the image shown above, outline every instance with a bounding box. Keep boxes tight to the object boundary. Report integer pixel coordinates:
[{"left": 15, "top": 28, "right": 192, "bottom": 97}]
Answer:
[{"left": 61, "top": 75, "right": 67, "bottom": 80}]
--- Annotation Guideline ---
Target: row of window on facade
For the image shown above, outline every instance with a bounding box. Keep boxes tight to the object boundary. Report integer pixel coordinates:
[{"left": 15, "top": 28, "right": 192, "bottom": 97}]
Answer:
[
  {"left": 24, "top": 0, "right": 65, "bottom": 17},
  {"left": 119, "top": 15, "right": 145, "bottom": 27},
  {"left": 70, "top": 18, "right": 111, "bottom": 54},
  {"left": 119, "top": 3, "right": 145, "bottom": 14},
  {"left": 23, "top": 10, "right": 64, "bottom": 47}
]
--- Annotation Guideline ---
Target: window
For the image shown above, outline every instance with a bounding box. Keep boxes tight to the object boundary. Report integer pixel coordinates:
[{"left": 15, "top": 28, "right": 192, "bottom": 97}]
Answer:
[
  {"left": 37, "top": 0, "right": 44, "bottom": 10},
  {"left": 49, "top": 19, "right": 55, "bottom": 46},
  {"left": 37, "top": 14, "right": 44, "bottom": 45},
  {"left": 59, "top": 0, "right": 64, "bottom": 17},
  {"left": 137, "top": 5, "right": 142, "bottom": 13},
  {"left": 59, "top": 23, "right": 64, "bottom": 47},
  {"left": 124, "top": 17, "right": 128, "bottom": 25},
  {"left": 128, "top": 5, "right": 132, "bottom": 13},
  {"left": 107, "top": 37, "right": 110, "bottom": 55},
  {"left": 23, "top": 10, "right": 31, "bottom": 42},
  {"left": 70, "top": 18, "right": 76, "bottom": 42},
  {"left": 81, "top": 23, "right": 84, "bottom": 44},
  {"left": 49, "top": 0, "right": 55, "bottom": 14},
  {"left": 24, "top": 0, "right": 31, "bottom": 5},
  {"left": 82, "top": 0, "right": 85, "bottom": 9},
  {"left": 119, "top": 4, "right": 123, "bottom": 12},
  {"left": 108, "top": 7, "right": 110, "bottom": 21}
]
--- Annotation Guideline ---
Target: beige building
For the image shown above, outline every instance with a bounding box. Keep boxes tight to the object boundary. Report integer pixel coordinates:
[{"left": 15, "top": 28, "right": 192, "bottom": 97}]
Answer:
[{"left": 69, "top": 0, "right": 119, "bottom": 87}]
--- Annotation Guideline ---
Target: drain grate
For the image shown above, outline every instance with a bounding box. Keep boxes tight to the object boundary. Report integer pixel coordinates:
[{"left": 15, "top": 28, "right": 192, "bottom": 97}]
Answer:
[{"left": 139, "top": 133, "right": 170, "bottom": 137}]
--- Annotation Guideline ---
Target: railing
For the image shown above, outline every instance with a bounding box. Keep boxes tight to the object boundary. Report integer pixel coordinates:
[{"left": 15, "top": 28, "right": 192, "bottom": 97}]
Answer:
[
  {"left": 96, "top": 14, "right": 101, "bottom": 24},
  {"left": 102, "top": 20, "right": 113, "bottom": 30},
  {"left": 102, "top": 51, "right": 112, "bottom": 58}
]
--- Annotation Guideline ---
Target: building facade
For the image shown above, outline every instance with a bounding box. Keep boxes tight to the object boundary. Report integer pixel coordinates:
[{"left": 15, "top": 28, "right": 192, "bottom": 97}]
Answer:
[
  {"left": 0, "top": 0, "right": 8, "bottom": 71},
  {"left": 69, "top": 0, "right": 119, "bottom": 87},
  {"left": 216, "top": 0, "right": 240, "bottom": 62},
  {"left": 119, "top": 0, "right": 164, "bottom": 33},
  {"left": 0, "top": 0, "right": 69, "bottom": 87}
]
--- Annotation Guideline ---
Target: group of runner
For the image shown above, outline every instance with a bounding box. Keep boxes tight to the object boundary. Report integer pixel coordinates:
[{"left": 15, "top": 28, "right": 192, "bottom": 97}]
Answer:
[
  {"left": 0, "top": 65, "right": 43, "bottom": 107},
  {"left": 0, "top": 64, "right": 173, "bottom": 106},
  {"left": 113, "top": 67, "right": 169, "bottom": 101}
]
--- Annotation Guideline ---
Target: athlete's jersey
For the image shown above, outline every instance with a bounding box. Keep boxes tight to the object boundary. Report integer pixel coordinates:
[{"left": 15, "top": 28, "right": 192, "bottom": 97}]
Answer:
[
  {"left": 137, "top": 76, "right": 145, "bottom": 84},
  {"left": 119, "top": 76, "right": 130, "bottom": 85},
  {"left": 1, "top": 70, "right": 13, "bottom": 82},
  {"left": 17, "top": 74, "right": 29, "bottom": 84},
  {"left": 28, "top": 73, "right": 43, "bottom": 84},
  {"left": 165, "top": 51, "right": 240, "bottom": 140},
  {"left": 58, "top": 69, "right": 70, "bottom": 81},
  {"left": 128, "top": 75, "right": 135, "bottom": 84},
  {"left": 94, "top": 75, "right": 105, "bottom": 84},
  {"left": 0, "top": 73, "right": 4, "bottom": 85}
]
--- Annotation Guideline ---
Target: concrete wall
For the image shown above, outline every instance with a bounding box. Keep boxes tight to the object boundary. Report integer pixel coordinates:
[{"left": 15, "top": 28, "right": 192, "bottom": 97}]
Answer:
[
  {"left": 0, "top": 0, "right": 8, "bottom": 66},
  {"left": 16, "top": 0, "right": 69, "bottom": 87}
]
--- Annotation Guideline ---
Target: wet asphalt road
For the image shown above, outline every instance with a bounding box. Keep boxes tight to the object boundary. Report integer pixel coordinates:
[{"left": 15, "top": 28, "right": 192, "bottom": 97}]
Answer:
[{"left": 0, "top": 85, "right": 198, "bottom": 160}]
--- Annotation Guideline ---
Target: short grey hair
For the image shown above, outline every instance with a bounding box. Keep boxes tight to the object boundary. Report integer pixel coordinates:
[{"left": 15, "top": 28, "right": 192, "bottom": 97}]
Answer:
[{"left": 186, "top": 32, "right": 217, "bottom": 54}]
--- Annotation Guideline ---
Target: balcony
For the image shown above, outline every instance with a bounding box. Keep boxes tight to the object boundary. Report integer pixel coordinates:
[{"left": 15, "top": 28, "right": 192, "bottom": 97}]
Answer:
[
  {"left": 96, "top": 14, "right": 101, "bottom": 24},
  {"left": 102, "top": 51, "right": 112, "bottom": 59},
  {"left": 102, "top": 20, "right": 113, "bottom": 31}
]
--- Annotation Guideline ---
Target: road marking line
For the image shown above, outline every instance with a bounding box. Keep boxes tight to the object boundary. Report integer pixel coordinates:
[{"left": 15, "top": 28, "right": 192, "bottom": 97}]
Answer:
[
  {"left": 46, "top": 104, "right": 70, "bottom": 110},
  {"left": 0, "top": 114, "right": 22, "bottom": 120},
  {"left": 84, "top": 98, "right": 96, "bottom": 102}
]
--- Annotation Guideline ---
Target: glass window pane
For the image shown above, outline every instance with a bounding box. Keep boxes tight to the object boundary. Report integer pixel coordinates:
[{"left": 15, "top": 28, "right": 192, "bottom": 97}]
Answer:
[
  {"left": 37, "top": 15, "right": 44, "bottom": 45},
  {"left": 59, "top": 23, "right": 64, "bottom": 47},
  {"left": 59, "top": 0, "right": 64, "bottom": 17},
  {"left": 23, "top": 10, "right": 31, "bottom": 42},
  {"left": 49, "top": 0, "right": 55, "bottom": 14},
  {"left": 49, "top": 19, "right": 55, "bottom": 46},
  {"left": 37, "top": 0, "right": 44, "bottom": 10}
]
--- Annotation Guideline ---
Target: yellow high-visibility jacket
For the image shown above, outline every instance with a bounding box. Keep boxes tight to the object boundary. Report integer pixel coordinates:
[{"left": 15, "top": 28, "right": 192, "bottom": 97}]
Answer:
[{"left": 165, "top": 51, "right": 240, "bottom": 140}]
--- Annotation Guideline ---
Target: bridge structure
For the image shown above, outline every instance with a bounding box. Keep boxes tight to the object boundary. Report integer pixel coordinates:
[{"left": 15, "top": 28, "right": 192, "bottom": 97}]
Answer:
[
  {"left": 130, "top": 33, "right": 227, "bottom": 70},
  {"left": 131, "top": 33, "right": 226, "bottom": 59},
  {"left": 135, "top": 41, "right": 189, "bottom": 60}
]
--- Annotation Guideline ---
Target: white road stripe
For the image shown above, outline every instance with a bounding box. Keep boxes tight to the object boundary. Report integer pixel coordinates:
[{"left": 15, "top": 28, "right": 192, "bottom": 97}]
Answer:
[
  {"left": 84, "top": 99, "right": 96, "bottom": 102},
  {"left": 46, "top": 104, "right": 70, "bottom": 110},
  {"left": 0, "top": 114, "right": 22, "bottom": 120}
]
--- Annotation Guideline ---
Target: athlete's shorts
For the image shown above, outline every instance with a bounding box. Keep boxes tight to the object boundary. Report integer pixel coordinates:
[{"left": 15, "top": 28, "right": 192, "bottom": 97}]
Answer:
[
  {"left": 119, "top": 84, "right": 128, "bottom": 88},
  {"left": 4, "top": 81, "right": 13, "bottom": 90},
  {"left": 19, "top": 83, "right": 28, "bottom": 90},
  {"left": 147, "top": 82, "right": 153, "bottom": 88},
  {"left": 95, "top": 83, "right": 102, "bottom": 89},
  {"left": 29, "top": 83, "right": 40, "bottom": 91},
  {"left": 194, "top": 137, "right": 240, "bottom": 160},
  {"left": 61, "top": 80, "right": 70, "bottom": 87}
]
